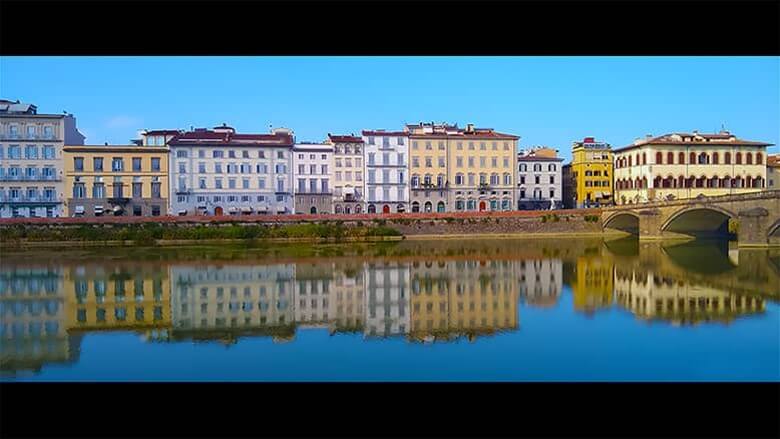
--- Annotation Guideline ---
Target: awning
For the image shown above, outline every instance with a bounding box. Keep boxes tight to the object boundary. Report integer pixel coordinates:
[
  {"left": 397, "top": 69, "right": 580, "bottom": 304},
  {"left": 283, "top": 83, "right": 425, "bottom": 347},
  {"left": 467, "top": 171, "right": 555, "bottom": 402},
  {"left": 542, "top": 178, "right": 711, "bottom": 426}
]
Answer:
[
  {"left": 178, "top": 210, "right": 188, "bottom": 216},
  {"left": 256, "top": 206, "right": 268, "bottom": 211},
  {"left": 74, "top": 206, "right": 85, "bottom": 214},
  {"left": 241, "top": 206, "right": 252, "bottom": 213},
  {"left": 228, "top": 206, "right": 238, "bottom": 213},
  {"left": 113, "top": 205, "right": 123, "bottom": 213},
  {"left": 94, "top": 205, "right": 104, "bottom": 214}
]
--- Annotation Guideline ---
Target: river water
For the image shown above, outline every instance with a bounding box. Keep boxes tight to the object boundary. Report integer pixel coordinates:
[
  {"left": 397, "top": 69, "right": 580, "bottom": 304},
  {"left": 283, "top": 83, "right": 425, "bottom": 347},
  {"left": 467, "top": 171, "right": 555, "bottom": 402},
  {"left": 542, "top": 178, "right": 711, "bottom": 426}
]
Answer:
[{"left": 1, "top": 238, "right": 778, "bottom": 381}]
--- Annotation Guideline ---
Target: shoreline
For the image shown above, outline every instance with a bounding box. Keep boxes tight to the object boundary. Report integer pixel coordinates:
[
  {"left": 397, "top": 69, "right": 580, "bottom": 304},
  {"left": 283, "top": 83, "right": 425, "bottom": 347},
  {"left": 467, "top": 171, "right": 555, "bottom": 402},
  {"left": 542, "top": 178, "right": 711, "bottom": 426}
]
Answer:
[{"left": 1, "top": 230, "right": 632, "bottom": 249}]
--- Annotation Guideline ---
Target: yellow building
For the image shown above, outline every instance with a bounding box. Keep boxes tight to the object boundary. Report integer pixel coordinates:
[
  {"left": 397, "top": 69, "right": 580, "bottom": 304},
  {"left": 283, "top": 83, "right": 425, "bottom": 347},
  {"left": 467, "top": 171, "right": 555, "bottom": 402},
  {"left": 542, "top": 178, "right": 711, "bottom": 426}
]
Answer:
[
  {"left": 613, "top": 131, "right": 772, "bottom": 205},
  {"left": 63, "top": 145, "right": 169, "bottom": 217},
  {"left": 406, "top": 122, "right": 519, "bottom": 213},
  {"left": 63, "top": 262, "right": 171, "bottom": 332},
  {"left": 563, "top": 137, "right": 614, "bottom": 208}
]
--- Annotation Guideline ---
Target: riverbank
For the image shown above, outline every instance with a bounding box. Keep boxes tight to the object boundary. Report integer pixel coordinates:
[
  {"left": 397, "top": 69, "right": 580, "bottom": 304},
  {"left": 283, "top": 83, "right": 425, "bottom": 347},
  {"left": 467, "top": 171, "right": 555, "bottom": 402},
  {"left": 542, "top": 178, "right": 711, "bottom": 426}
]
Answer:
[{"left": 0, "top": 210, "right": 611, "bottom": 248}]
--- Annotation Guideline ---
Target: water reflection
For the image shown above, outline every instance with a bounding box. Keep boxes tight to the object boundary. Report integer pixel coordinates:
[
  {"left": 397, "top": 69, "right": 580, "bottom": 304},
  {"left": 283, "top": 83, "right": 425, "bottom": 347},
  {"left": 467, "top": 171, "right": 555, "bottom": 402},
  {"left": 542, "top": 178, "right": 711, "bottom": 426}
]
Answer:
[{"left": 1, "top": 237, "right": 778, "bottom": 376}]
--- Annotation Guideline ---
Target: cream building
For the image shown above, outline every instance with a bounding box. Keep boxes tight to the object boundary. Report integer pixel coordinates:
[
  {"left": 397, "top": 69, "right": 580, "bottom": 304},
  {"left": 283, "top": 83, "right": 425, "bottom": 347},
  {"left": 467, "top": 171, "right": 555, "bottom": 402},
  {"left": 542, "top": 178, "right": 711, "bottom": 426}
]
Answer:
[
  {"left": 613, "top": 131, "right": 772, "bottom": 205},
  {"left": 326, "top": 134, "right": 365, "bottom": 214},
  {"left": 407, "top": 123, "right": 458, "bottom": 213},
  {"left": 449, "top": 124, "right": 518, "bottom": 212},
  {"left": 767, "top": 154, "right": 779, "bottom": 190},
  {"left": 0, "top": 100, "right": 85, "bottom": 218}
]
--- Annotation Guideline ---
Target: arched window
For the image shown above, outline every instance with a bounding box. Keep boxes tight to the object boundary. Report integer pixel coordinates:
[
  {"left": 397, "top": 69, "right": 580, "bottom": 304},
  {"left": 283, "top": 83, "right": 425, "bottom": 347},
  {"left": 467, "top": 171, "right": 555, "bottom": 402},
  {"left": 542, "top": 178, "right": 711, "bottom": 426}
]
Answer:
[
  {"left": 678, "top": 175, "right": 685, "bottom": 188},
  {"left": 655, "top": 152, "right": 663, "bottom": 164},
  {"left": 642, "top": 153, "right": 647, "bottom": 165},
  {"left": 628, "top": 156, "right": 633, "bottom": 167},
  {"left": 635, "top": 154, "right": 640, "bottom": 166},
  {"left": 757, "top": 153, "right": 763, "bottom": 165},
  {"left": 736, "top": 152, "right": 742, "bottom": 164},
  {"left": 503, "top": 173, "right": 511, "bottom": 185},
  {"left": 424, "top": 201, "right": 433, "bottom": 212},
  {"left": 746, "top": 152, "right": 753, "bottom": 165},
  {"left": 667, "top": 152, "right": 674, "bottom": 164},
  {"left": 533, "top": 164, "right": 542, "bottom": 172},
  {"left": 689, "top": 152, "right": 696, "bottom": 164},
  {"left": 548, "top": 164, "right": 556, "bottom": 172},
  {"left": 712, "top": 152, "right": 719, "bottom": 164},
  {"left": 411, "top": 202, "right": 420, "bottom": 213},
  {"left": 519, "top": 164, "right": 527, "bottom": 172},
  {"left": 678, "top": 152, "right": 685, "bottom": 164},
  {"left": 368, "top": 204, "right": 376, "bottom": 214},
  {"left": 437, "top": 201, "right": 445, "bottom": 213},
  {"left": 455, "top": 200, "right": 464, "bottom": 211},
  {"left": 335, "top": 205, "right": 343, "bottom": 214},
  {"left": 653, "top": 176, "right": 662, "bottom": 188},
  {"left": 490, "top": 173, "right": 499, "bottom": 185},
  {"left": 423, "top": 174, "right": 432, "bottom": 186},
  {"left": 724, "top": 152, "right": 731, "bottom": 164},
  {"left": 698, "top": 153, "right": 709, "bottom": 164},
  {"left": 721, "top": 176, "right": 731, "bottom": 188},
  {"left": 354, "top": 205, "right": 362, "bottom": 213},
  {"left": 411, "top": 174, "right": 420, "bottom": 187}
]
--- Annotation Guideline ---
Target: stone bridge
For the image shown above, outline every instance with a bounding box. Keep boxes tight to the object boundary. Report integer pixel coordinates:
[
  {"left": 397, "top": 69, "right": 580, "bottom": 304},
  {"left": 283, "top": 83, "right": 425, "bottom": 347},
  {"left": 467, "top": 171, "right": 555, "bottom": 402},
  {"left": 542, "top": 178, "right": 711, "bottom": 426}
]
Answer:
[{"left": 600, "top": 190, "right": 780, "bottom": 247}]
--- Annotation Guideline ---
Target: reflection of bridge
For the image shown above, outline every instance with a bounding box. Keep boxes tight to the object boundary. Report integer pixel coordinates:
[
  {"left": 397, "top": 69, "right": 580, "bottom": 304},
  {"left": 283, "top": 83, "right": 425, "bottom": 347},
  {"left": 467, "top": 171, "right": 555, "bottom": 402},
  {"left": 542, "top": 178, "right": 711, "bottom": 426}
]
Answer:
[{"left": 601, "top": 190, "right": 780, "bottom": 247}]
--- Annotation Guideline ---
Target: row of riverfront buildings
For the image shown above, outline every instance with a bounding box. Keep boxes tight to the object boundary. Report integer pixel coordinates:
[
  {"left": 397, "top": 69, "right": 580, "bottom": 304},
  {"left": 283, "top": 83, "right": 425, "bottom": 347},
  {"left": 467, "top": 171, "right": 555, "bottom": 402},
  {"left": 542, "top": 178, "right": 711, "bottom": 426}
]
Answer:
[{"left": 1, "top": 99, "right": 776, "bottom": 218}]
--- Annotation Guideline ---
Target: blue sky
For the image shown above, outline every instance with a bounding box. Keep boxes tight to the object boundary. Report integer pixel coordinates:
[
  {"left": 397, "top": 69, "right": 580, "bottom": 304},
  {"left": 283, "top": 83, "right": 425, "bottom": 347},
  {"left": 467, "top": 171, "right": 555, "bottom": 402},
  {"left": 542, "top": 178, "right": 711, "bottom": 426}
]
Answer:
[{"left": 2, "top": 56, "right": 778, "bottom": 161}]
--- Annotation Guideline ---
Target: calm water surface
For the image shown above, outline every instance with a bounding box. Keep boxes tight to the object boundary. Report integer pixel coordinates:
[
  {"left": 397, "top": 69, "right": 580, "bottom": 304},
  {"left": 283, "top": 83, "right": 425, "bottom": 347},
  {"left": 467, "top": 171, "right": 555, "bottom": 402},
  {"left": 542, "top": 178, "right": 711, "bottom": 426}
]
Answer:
[{"left": 1, "top": 238, "right": 778, "bottom": 381}]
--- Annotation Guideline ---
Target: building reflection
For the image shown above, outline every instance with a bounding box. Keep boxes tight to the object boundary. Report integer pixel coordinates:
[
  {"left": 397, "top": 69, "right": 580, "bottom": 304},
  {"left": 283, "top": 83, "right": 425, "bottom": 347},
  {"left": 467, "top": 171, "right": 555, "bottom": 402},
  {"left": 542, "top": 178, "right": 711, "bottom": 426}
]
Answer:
[
  {"left": 64, "top": 263, "right": 171, "bottom": 333},
  {"left": 0, "top": 265, "right": 80, "bottom": 376},
  {"left": 169, "top": 263, "right": 296, "bottom": 344},
  {"left": 364, "top": 261, "right": 410, "bottom": 338},
  {"left": 518, "top": 259, "right": 562, "bottom": 308},
  {"left": 570, "top": 254, "right": 614, "bottom": 314},
  {"left": 409, "top": 259, "right": 519, "bottom": 342}
]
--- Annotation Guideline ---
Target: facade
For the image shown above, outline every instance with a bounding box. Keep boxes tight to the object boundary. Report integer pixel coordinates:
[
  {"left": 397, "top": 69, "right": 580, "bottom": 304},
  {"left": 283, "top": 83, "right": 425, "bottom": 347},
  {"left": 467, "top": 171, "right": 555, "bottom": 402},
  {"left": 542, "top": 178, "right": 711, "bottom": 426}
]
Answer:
[
  {"left": 613, "top": 131, "right": 771, "bottom": 205},
  {"left": 516, "top": 147, "right": 563, "bottom": 210},
  {"left": 0, "top": 100, "right": 85, "bottom": 218},
  {"left": 293, "top": 263, "right": 334, "bottom": 324},
  {"left": 326, "top": 134, "right": 365, "bottom": 214},
  {"left": 63, "top": 145, "right": 169, "bottom": 217},
  {"left": 169, "top": 263, "right": 296, "bottom": 343},
  {"left": 168, "top": 125, "right": 294, "bottom": 216},
  {"left": 293, "top": 142, "right": 333, "bottom": 214},
  {"left": 449, "top": 124, "right": 518, "bottom": 212},
  {"left": 570, "top": 255, "right": 614, "bottom": 314},
  {"left": 329, "top": 261, "right": 365, "bottom": 333},
  {"left": 565, "top": 137, "right": 614, "bottom": 208},
  {"left": 407, "top": 123, "right": 458, "bottom": 213},
  {"left": 362, "top": 130, "right": 409, "bottom": 214},
  {"left": 765, "top": 154, "right": 779, "bottom": 190}
]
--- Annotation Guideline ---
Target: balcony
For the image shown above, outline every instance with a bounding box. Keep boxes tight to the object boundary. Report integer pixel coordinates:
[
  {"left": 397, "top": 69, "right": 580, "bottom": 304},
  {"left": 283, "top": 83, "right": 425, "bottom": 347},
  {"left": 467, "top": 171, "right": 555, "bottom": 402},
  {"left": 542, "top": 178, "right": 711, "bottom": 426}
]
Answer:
[
  {"left": 0, "top": 175, "right": 61, "bottom": 182},
  {"left": 0, "top": 195, "right": 59, "bottom": 204},
  {"left": 175, "top": 188, "right": 191, "bottom": 195}
]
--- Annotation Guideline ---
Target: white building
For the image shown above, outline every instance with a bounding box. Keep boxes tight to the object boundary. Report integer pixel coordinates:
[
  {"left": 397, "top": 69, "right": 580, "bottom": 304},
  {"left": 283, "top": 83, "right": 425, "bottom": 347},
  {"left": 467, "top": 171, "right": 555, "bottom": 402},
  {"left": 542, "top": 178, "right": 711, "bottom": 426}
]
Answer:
[
  {"left": 326, "top": 134, "right": 365, "bottom": 214},
  {"left": 517, "top": 147, "right": 563, "bottom": 210},
  {"left": 362, "top": 129, "right": 409, "bottom": 214},
  {"left": 517, "top": 259, "right": 563, "bottom": 307},
  {"left": 0, "top": 100, "right": 85, "bottom": 218},
  {"left": 167, "top": 124, "right": 294, "bottom": 216},
  {"left": 293, "top": 142, "right": 333, "bottom": 214}
]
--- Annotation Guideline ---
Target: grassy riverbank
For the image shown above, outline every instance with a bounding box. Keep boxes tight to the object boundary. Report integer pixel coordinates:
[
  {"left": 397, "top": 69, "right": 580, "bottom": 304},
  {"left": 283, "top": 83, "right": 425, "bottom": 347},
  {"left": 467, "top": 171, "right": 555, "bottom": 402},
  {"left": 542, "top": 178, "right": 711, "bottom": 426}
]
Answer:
[{"left": 0, "top": 222, "right": 402, "bottom": 246}]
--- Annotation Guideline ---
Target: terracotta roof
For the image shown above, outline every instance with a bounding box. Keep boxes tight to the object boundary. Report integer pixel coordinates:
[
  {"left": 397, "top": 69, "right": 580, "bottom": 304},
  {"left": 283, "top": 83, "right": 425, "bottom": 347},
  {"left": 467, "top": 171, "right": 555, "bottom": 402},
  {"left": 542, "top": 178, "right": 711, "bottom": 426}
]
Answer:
[
  {"left": 517, "top": 156, "right": 563, "bottom": 162},
  {"left": 327, "top": 134, "right": 363, "bottom": 143},
  {"left": 767, "top": 155, "right": 780, "bottom": 167},
  {"left": 168, "top": 129, "right": 294, "bottom": 147},
  {"left": 361, "top": 130, "right": 408, "bottom": 137},
  {"left": 614, "top": 132, "right": 773, "bottom": 153}
]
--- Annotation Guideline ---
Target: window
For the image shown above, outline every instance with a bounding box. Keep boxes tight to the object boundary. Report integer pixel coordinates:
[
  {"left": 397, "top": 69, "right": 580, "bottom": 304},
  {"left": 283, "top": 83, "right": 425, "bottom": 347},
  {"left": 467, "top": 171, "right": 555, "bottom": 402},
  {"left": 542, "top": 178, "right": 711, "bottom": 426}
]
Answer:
[
  {"left": 27, "top": 125, "right": 37, "bottom": 138},
  {"left": 151, "top": 205, "right": 160, "bottom": 216},
  {"left": 92, "top": 182, "right": 105, "bottom": 198},
  {"left": 25, "top": 145, "right": 38, "bottom": 159},
  {"left": 215, "top": 178, "right": 223, "bottom": 189},
  {"left": 229, "top": 178, "right": 236, "bottom": 189},
  {"left": 151, "top": 181, "right": 161, "bottom": 198},
  {"left": 198, "top": 150, "right": 205, "bottom": 158},
  {"left": 113, "top": 180, "right": 124, "bottom": 198},
  {"left": 213, "top": 150, "right": 224, "bottom": 158},
  {"left": 656, "top": 152, "right": 663, "bottom": 164},
  {"left": 74, "top": 157, "right": 84, "bottom": 171},
  {"left": 8, "top": 145, "right": 21, "bottom": 159},
  {"left": 176, "top": 150, "right": 188, "bottom": 158},
  {"left": 132, "top": 157, "right": 142, "bottom": 171},
  {"left": 43, "top": 126, "right": 54, "bottom": 139},
  {"left": 277, "top": 151, "right": 285, "bottom": 159},
  {"left": 112, "top": 157, "right": 124, "bottom": 172},
  {"left": 132, "top": 181, "right": 142, "bottom": 198}
]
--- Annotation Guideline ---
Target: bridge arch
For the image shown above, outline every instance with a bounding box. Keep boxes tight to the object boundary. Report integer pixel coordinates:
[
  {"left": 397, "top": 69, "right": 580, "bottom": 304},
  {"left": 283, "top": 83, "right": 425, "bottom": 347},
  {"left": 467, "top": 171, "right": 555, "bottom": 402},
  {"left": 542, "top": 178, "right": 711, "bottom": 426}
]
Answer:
[
  {"left": 660, "top": 205, "right": 737, "bottom": 237},
  {"left": 603, "top": 211, "right": 640, "bottom": 235}
]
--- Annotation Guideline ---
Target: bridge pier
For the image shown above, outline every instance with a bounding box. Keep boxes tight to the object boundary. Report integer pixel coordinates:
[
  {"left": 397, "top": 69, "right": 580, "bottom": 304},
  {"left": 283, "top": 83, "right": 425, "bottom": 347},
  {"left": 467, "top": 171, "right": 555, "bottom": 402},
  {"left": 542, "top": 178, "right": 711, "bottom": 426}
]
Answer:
[{"left": 737, "top": 207, "right": 771, "bottom": 247}]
